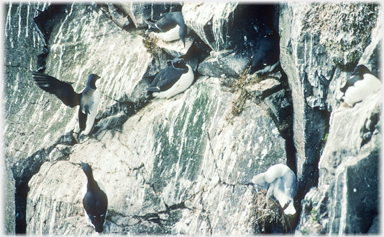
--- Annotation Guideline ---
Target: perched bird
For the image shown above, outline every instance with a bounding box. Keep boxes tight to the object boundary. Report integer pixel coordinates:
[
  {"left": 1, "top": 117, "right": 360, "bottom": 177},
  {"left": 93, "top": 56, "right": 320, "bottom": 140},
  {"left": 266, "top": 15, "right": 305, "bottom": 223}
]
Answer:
[
  {"left": 340, "top": 65, "right": 381, "bottom": 107},
  {"left": 252, "top": 164, "right": 297, "bottom": 215},
  {"left": 145, "top": 12, "right": 190, "bottom": 47},
  {"left": 146, "top": 57, "right": 194, "bottom": 99},
  {"left": 249, "top": 28, "right": 280, "bottom": 75},
  {"left": 32, "top": 72, "right": 101, "bottom": 135},
  {"left": 81, "top": 161, "right": 108, "bottom": 233}
]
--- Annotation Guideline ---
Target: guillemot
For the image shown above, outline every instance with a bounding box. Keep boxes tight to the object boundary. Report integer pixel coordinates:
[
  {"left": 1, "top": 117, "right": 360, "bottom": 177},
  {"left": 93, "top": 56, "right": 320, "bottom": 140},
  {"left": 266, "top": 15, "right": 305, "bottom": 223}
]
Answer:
[
  {"left": 146, "top": 57, "right": 194, "bottom": 99},
  {"left": 81, "top": 161, "right": 108, "bottom": 233},
  {"left": 340, "top": 64, "right": 381, "bottom": 107},
  {"left": 145, "top": 12, "right": 190, "bottom": 47},
  {"left": 32, "top": 72, "right": 101, "bottom": 135}
]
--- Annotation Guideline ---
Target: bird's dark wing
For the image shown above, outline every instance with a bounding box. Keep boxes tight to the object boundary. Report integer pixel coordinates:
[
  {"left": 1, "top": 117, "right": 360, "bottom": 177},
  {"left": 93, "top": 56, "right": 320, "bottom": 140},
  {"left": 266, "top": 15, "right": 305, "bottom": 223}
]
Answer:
[
  {"left": 146, "top": 66, "right": 186, "bottom": 92},
  {"left": 83, "top": 190, "right": 108, "bottom": 216},
  {"left": 155, "top": 12, "right": 180, "bottom": 31},
  {"left": 340, "top": 75, "right": 361, "bottom": 93},
  {"left": 32, "top": 72, "right": 80, "bottom": 108},
  {"left": 78, "top": 106, "right": 87, "bottom": 132},
  {"left": 96, "top": 191, "right": 108, "bottom": 215},
  {"left": 84, "top": 190, "right": 108, "bottom": 233}
]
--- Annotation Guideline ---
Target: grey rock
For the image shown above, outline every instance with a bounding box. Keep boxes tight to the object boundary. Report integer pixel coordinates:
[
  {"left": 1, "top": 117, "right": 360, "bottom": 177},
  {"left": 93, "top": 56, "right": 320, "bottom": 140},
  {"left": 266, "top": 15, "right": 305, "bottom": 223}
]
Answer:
[
  {"left": 182, "top": 4, "right": 279, "bottom": 54},
  {"left": 4, "top": 164, "right": 16, "bottom": 234},
  {"left": 5, "top": 2, "right": 381, "bottom": 236},
  {"left": 296, "top": 90, "right": 381, "bottom": 235},
  {"left": 246, "top": 78, "right": 281, "bottom": 98},
  {"left": 127, "top": 3, "right": 182, "bottom": 29},
  {"left": 182, "top": 3, "right": 239, "bottom": 51},
  {"left": 280, "top": 2, "right": 331, "bottom": 195},
  {"left": 98, "top": 3, "right": 132, "bottom": 30},
  {"left": 264, "top": 89, "right": 291, "bottom": 123},
  {"left": 280, "top": 4, "right": 380, "bottom": 234},
  {"left": 302, "top": 3, "right": 379, "bottom": 69},
  {"left": 198, "top": 50, "right": 249, "bottom": 78},
  {"left": 4, "top": 2, "right": 47, "bottom": 167},
  {"left": 48, "top": 145, "right": 71, "bottom": 162},
  {"left": 5, "top": 2, "right": 153, "bottom": 175},
  {"left": 26, "top": 76, "right": 287, "bottom": 235}
]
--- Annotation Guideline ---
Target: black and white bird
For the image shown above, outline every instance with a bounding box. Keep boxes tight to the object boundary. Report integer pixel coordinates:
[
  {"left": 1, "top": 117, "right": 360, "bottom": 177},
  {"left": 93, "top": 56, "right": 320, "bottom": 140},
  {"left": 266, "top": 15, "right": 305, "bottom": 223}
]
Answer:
[
  {"left": 81, "top": 161, "right": 108, "bottom": 233},
  {"left": 146, "top": 57, "right": 194, "bottom": 99},
  {"left": 340, "top": 65, "right": 381, "bottom": 107},
  {"left": 252, "top": 164, "right": 297, "bottom": 215},
  {"left": 249, "top": 28, "right": 280, "bottom": 75},
  {"left": 145, "top": 12, "right": 190, "bottom": 47},
  {"left": 32, "top": 72, "right": 101, "bottom": 135}
]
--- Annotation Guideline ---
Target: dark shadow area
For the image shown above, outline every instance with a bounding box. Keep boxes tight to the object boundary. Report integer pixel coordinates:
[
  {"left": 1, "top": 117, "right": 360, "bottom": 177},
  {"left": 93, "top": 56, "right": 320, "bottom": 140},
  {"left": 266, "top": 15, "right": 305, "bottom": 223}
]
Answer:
[{"left": 15, "top": 182, "right": 30, "bottom": 234}]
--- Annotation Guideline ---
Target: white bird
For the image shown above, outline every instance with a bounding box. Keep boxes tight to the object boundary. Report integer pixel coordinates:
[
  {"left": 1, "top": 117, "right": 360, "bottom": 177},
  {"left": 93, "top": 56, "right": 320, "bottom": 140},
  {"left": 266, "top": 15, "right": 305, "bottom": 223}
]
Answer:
[
  {"left": 340, "top": 65, "right": 381, "bottom": 107},
  {"left": 252, "top": 164, "right": 297, "bottom": 215}
]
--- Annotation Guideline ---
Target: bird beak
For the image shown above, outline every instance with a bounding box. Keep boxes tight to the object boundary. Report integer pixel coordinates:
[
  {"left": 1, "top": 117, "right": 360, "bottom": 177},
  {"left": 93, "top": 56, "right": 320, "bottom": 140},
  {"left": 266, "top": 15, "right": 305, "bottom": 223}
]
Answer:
[{"left": 69, "top": 161, "right": 83, "bottom": 168}]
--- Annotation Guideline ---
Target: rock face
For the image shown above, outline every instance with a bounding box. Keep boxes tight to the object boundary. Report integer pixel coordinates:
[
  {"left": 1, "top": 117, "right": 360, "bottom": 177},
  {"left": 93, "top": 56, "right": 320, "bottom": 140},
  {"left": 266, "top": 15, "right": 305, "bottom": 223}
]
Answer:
[
  {"left": 4, "top": 2, "right": 380, "bottom": 235},
  {"left": 279, "top": 2, "right": 381, "bottom": 235},
  {"left": 27, "top": 76, "right": 287, "bottom": 235}
]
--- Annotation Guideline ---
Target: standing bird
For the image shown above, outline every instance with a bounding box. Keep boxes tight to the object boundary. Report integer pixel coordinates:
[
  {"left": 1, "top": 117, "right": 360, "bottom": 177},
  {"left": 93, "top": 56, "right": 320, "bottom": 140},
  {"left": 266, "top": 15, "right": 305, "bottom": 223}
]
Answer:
[
  {"left": 145, "top": 12, "right": 190, "bottom": 47},
  {"left": 146, "top": 57, "right": 194, "bottom": 99},
  {"left": 32, "top": 72, "right": 101, "bottom": 135},
  {"left": 340, "top": 65, "right": 381, "bottom": 107},
  {"left": 81, "top": 161, "right": 108, "bottom": 233},
  {"left": 252, "top": 164, "right": 297, "bottom": 215},
  {"left": 249, "top": 28, "right": 280, "bottom": 75}
]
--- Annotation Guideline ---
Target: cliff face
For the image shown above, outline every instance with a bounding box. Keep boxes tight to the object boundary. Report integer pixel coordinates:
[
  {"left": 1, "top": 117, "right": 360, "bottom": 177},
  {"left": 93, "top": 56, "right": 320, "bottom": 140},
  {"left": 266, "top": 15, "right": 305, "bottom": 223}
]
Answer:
[{"left": 4, "top": 2, "right": 381, "bottom": 235}]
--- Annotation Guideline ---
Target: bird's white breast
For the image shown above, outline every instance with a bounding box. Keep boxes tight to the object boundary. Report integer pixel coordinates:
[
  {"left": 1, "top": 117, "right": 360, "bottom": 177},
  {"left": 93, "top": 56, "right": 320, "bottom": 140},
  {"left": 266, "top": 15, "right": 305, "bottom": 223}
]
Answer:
[
  {"left": 153, "top": 64, "right": 194, "bottom": 99},
  {"left": 155, "top": 25, "right": 181, "bottom": 42},
  {"left": 154, "top": 25, "right": 191, "bottom": 42},
  {"left": 83, "top": 90, "right": 101, "bottom": 135},
  {"left": 343, "top": 74, "right": 381, "bottom": 106}
]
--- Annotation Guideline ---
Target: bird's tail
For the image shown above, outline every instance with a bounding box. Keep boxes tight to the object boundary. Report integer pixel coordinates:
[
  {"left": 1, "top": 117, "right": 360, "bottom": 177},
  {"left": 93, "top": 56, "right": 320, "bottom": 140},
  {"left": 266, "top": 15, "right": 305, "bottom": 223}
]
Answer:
[{"left": 284, "top": 201, "right": 296, "bottom": 215}]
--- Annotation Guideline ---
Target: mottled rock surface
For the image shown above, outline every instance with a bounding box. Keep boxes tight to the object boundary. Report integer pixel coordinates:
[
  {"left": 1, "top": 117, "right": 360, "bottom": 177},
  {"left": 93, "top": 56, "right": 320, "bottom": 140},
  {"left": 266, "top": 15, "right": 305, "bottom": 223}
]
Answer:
[
  {"left": 297, "top": 90, "right": 380, "bottom": 235},
  {"left": 26, "top": 76, "right": 287, "bottom": 235},
  {"left": 3, "top": 164, "right": 16, "bottom": 234},
  {"left": 4, "top": 2, "right": 381, "bottom": 236},
  {"left": 280, "top": 2, "right": 381, "bottom": 235}
]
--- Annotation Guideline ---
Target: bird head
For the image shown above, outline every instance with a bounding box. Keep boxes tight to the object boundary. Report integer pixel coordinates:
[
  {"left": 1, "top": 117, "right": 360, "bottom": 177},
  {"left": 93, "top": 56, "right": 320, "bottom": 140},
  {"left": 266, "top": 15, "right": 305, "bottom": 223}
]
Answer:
[
  {"left": 87, "top": 74, "right": 101, "bottom": 89},
  {"left": 80, "top": 161, "right": 93, "bottom": 177},
  {"left": 89, "top": 214, "right": 106, "bottom": 233},
  {"left": 171, "top": 57, "right": 186, "bottom": 69},
  {"left": 350, "top": 65, "right": 371, "bottom": 79}
]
